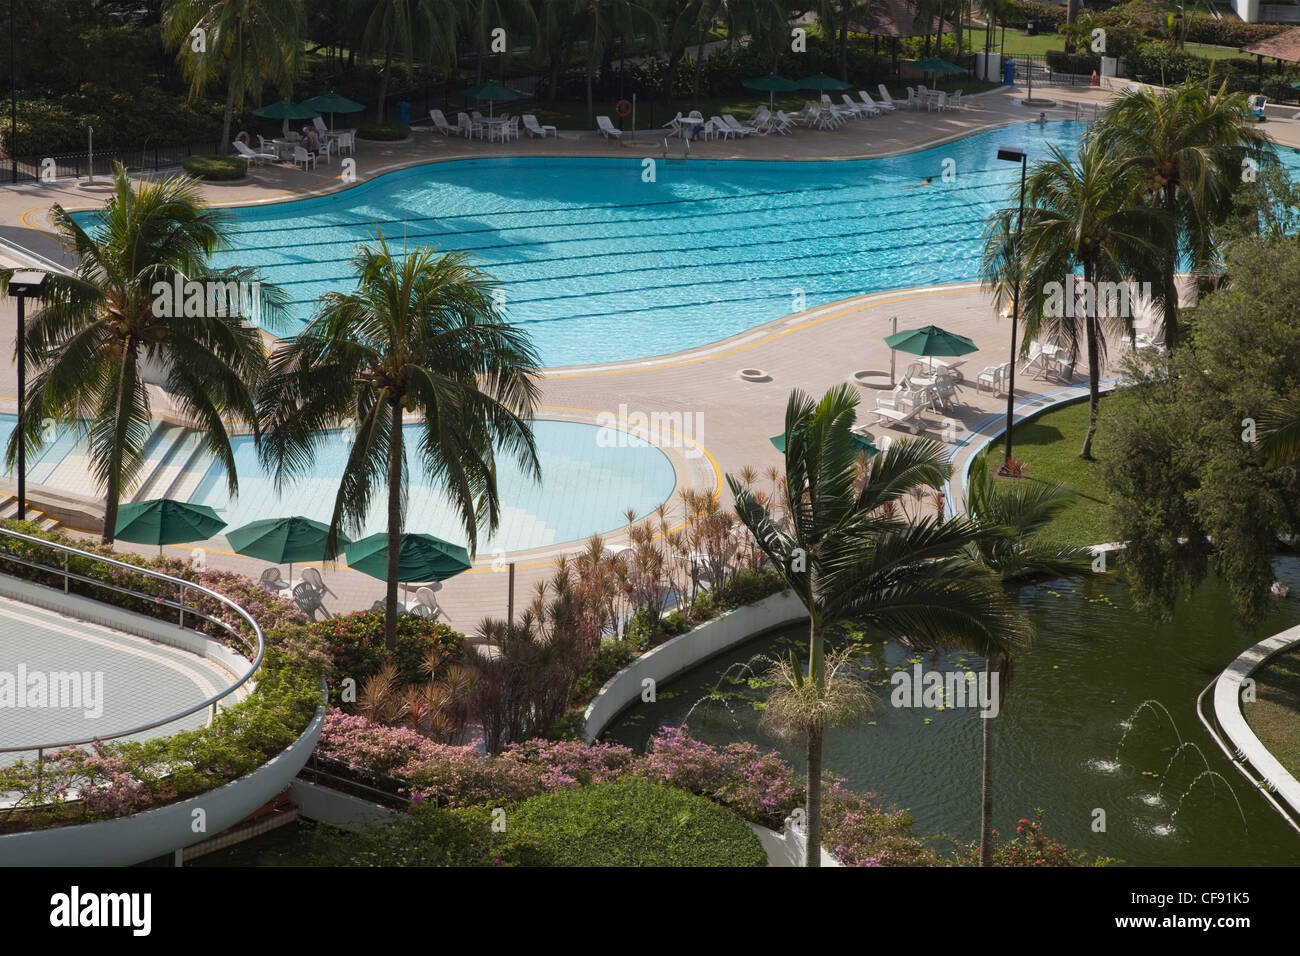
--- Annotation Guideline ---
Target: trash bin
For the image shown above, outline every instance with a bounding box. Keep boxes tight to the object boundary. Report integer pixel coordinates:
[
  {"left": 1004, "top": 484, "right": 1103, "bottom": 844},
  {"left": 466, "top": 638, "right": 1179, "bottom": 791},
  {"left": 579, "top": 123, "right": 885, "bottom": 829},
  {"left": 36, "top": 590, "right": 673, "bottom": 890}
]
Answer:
[
  {"left": 1003, "top": 60, "right": 1016, "bottom": 86},
  {"left": 397, "top": 101, "right": 411, "bottom": 126},
  {"left": 1026, "top": 20, "right": 1037, "bottom": 36}
]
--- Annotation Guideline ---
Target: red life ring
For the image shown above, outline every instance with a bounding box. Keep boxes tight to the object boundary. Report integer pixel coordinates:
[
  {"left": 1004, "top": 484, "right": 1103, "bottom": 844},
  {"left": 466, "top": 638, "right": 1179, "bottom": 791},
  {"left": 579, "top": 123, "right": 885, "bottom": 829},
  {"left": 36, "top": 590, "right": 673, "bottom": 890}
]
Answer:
[{"left": 615, "top": 98, "right": 632, "bottom": 118}]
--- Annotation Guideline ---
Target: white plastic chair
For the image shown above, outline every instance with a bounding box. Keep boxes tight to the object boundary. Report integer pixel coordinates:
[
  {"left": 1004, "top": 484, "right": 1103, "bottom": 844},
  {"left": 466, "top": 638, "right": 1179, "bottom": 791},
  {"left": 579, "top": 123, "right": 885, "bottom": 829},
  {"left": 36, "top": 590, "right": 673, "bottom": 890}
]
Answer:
[{"left": 292, "top": 146, "right": 316, "bottom": 170}]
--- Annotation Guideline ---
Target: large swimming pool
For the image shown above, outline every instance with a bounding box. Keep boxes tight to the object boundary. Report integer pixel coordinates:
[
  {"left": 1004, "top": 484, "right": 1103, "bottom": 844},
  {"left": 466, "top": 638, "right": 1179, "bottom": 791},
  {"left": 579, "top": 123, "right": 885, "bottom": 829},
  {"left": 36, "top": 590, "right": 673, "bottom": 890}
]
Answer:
[
  {"left": 73, "top": 120, "right": 1300, "bottom": 367},
  {"left": 202, "top": 121, "right": 1090, "bottom": 366}
]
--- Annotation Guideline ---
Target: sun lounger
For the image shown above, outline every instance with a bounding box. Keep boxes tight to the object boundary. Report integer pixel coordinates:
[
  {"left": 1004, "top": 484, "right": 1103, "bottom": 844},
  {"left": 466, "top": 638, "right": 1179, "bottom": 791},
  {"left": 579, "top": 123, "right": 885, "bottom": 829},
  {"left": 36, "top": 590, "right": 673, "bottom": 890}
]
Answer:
[
  {"left": 871, "top": 405, "right": 927, "bottom": 434},
  {"left": 430, "top": 109, "right": 455, "bottom": 135},
  {"left": 523, "top": 113, "right": 557, "bottom": 137},
  {"left": 842, "top": 93, "right": 877, "bottom": 117},
  {"left": 722, "top": 114, "right": 757, "bottom": 136},
  {"left": 597, "top": 115, "right": 624, "bottom": 140},
  {"left": 878, "top": 85, "right": 902, "bottom": 111},
  {"left": 233, "top": 140, "right": 277, "bottom": 165},
  {"left": 861, "top": 90, "right": 892, "bottom": 113}
]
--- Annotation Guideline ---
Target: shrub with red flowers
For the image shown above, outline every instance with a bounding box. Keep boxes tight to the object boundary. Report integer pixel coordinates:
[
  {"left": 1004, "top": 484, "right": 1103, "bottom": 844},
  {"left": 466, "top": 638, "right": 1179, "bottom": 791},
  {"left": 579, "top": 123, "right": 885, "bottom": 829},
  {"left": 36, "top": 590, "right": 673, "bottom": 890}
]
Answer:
[
  {"left": 312, "top": 610, "right": 466, "bottom": 703},
  {"left": 954, "top": 810, "right": 1116, "bottom": 866}
]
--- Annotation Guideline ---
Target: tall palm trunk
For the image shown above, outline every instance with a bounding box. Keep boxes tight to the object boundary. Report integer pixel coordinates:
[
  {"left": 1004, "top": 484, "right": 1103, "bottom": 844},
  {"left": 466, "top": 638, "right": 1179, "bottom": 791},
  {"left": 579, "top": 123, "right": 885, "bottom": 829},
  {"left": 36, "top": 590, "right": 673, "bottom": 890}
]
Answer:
[
  {"left": 839, "top": 9, "right": 850, "bottom": 81},
  {"left": 1161, "top": 180, "right": 1180, "bottom": 349},
  {"left": 376, "top": 33, "right": 396, "bottom": 122},
  {"left": 979, "top": 656, "right": 995, "bottom": 865},
  {"left": 220, "top": 82, "right": 236, "bottom": 156},
  {"left": 1080, "top": 264, "right": 1101, "bottom": 460},
  {"left": 805, "top": 617, "right": 825, "bottom": 866},
  {"left": 805, "top": 725, "right": 823, "bottom": 866},
  {"left": 385, "top": 398, "right": 404, "bottom": 650},
  {"left": 102, "top": 344, "right": 135, "bottom": 545},
  {"left": 692, "top": 29, "right": 706, "bottom": 108}
]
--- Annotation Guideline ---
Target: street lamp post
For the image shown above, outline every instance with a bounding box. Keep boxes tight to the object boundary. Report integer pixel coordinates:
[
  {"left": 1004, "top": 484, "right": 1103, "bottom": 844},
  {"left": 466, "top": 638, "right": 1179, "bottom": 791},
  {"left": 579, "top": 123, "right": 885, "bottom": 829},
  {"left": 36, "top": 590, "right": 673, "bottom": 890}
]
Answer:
[
  {"left": 6, "top": 270, "right": 49, "bottom": 519},
  {"left": 996, "top": 147, "right": 1028, "bottom": 470},
  {"left": 9, "top": 0, "right": 17, "bottom": 184}
]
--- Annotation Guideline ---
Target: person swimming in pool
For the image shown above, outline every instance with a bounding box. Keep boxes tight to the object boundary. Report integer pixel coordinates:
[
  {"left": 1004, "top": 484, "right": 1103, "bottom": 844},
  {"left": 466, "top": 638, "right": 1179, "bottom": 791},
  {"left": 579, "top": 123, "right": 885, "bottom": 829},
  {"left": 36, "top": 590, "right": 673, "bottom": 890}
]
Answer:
[{"left": 903, "top": 176, "right": 933, "bottom": 188}]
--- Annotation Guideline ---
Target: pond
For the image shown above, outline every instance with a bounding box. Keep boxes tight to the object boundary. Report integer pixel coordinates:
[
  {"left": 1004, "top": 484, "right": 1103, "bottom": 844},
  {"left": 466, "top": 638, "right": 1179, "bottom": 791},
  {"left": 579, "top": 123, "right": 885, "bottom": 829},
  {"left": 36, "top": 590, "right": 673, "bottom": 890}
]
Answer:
[{"left": 602, "top": 557, "right": 1300, "bottom": 866}]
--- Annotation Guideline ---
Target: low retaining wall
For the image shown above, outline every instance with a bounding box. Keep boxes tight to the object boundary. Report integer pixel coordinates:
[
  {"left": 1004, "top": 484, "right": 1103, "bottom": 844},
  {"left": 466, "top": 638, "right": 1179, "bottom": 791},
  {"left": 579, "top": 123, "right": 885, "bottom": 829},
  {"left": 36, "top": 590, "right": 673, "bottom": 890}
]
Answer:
[
  {"left": 289, "top": 778, "right": 400, "bottom": 832},
  {"left": 1212, "top": 624, "right": 1300, "bottom": 818},
  {"left": 749, "top": 817, "right": 844, "bottom": 867},
  {"left": 582, "top": 589, "right": 809, "bottom": 741},
  {"left": 0, "top": 699, "right": 327, "bottom": 866}
]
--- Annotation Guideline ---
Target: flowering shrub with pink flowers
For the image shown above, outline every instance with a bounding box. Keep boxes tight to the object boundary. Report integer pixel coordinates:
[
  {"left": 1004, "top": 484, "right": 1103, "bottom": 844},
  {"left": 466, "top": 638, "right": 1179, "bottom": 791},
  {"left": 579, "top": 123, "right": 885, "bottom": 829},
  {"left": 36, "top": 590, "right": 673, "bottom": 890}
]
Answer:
[{"left": 316, "top": 710, "right": 943, "bottom": 865}]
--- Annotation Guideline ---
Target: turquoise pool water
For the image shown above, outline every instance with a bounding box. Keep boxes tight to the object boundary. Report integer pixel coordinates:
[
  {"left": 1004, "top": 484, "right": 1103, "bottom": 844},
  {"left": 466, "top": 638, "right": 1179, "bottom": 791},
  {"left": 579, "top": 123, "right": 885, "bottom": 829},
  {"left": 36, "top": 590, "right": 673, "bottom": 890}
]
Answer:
[
  {"left": 201, "top": 121, "right": 1093, "bottom": 366},
  {"left": 0, "top": 416, "right": 678, "bottom": 552},
  {"left": 71, "top": 121, "right": 1300, "bottom": 367}
]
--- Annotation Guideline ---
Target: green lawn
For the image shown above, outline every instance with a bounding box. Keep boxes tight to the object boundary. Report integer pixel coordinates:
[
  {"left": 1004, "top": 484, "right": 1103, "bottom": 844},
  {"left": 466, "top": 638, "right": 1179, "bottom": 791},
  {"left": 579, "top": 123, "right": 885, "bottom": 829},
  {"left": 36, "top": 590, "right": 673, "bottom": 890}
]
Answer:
[
  {"left": 979, "top": 398, "right": 1115, "bottom": 548},
  {"left": 962, "top": 26, "right": 1249, "bottom": 62},
  {"left": 1245, "top": 647, "right": 1300, "bottom": 780}
]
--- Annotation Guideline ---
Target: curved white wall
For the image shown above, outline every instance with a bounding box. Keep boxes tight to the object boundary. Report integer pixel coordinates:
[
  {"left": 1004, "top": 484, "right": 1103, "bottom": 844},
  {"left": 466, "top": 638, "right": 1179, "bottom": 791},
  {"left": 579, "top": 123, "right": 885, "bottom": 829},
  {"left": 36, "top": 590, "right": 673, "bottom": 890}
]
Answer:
[
  {"left": 583, "top": 590, "right": 808, "bottom": 741},
  {"left": 0, "top": 701, "right": 326, "bottom": 866}
]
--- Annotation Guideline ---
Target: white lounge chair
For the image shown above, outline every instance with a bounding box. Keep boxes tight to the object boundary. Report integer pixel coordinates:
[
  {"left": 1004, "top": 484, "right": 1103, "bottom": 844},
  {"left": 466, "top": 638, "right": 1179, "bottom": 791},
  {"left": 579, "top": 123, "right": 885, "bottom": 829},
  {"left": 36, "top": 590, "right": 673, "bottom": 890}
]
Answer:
[
  {"left": 722, "top": 114, "right": 757, "bottom": 136},
  {"left": 430, "top": 109, "right": 455, "bottom": 135},
  {"left": 819, "top": 94, "right": 853, "bottom": 122},
  {"left": 842, "top": 93, "right": 877, "bottom": 117},
  {"left": 292, "top": 145, "right": 316, "bottom": 170},
  {"left": 705, "top": 117, "right": 733, "bottom": 140},
  {"left": 861, "top": 90, "right": 892, "bottom": 113},
  {"left": 871, "top": 404, "right": 927, "bottom": 435},
  {"left": 596, "top": 115, "right": 623, "bottom": 140},
  {"left": 523, "top": 113, "right": 557, "bottom": 137},
  {"left": 414, "top": 586, "right": 446, "bottom": 622},
  {"left": 232, "top": 140, "right": 276, "bottom": 165},
  {"left": 775, "top": 110, "right": 800, "bottom": 133},
  {"left": 312, "top": 116, "right": 328, "bottom": 136}
]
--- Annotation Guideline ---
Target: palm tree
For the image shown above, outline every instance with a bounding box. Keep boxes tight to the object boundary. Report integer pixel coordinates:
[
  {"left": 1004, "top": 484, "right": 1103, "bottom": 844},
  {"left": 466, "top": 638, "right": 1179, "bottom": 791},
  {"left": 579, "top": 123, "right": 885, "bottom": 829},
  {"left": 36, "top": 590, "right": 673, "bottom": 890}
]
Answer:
[
  {"left": 258, "top": 236, "right": 541, "bottom": 651},
  {"left": 162, "top": 0, "right": 303, "bottom": 156},
  {"left": 573, "top": 0, "right": 660, "bottom": 122},
  {"left": 351, "top": 0, "right": 459, "bottom": 121},
  {"left": 1098, "top": 82, "right": 1277, "bottom": 348},
  {"left": 962, "top": 447, "right": 1092, "bottom": 864},
  {"left": 469, "top": 0, "right": 537, "bottom": 83},
  {"left": 2, "top": 165, "right": 276, "bottom": 543},
  {"left": 984, "top": 137, "right": 1167, "bottom": 460},
  {"left": 1259, "top": 394, "right": 1300, "bottom": 468},
  {"left": 729, "top": 385, "right": 1030, "bottom": 865}
]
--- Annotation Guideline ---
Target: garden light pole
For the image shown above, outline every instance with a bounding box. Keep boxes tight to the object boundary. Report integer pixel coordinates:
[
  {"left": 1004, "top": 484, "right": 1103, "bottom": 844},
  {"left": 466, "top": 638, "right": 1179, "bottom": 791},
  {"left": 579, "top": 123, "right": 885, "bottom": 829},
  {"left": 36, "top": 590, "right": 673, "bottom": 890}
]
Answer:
[
  {"left": 7, "top": 270, "right": 49, "bottom": 519},
  {"left": 9, "top": 0, "right": 16, "bottom": 183},
  {"left": 996, "top": 147, "right": 1028, "bottom": 469}
]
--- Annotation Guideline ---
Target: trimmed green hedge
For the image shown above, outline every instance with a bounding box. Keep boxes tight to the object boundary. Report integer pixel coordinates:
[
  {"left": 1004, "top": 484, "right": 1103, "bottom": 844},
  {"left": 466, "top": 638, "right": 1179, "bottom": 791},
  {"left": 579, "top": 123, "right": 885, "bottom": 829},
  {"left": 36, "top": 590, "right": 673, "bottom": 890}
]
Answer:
[
  {"left": 314, "top": 779, "right": 768, "bottom": 866},
  {"left": 182, "top": 154, "right": 248, "bottom": 180},
  {"left": 355, "top": 121, "right": 411, "bottom": 141},
  {"left": 510, "top": 780, "right": 767, "bottom": 866}
]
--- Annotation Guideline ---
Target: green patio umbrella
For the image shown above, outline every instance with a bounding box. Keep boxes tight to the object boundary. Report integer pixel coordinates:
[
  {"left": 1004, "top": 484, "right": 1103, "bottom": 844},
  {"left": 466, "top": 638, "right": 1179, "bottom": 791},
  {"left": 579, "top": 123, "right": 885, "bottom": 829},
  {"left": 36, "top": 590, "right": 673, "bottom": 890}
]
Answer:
[
  {"left": 460, "top": 81, "right": 523, "bottom": 118},
  {"left": 799, "top": 72, "right": 852, "bottom": 91},
  {"left": 743, "top": 72, "right": 800, "bottom": 110},
  {"left": 299, "top": 91, "right": 365, "bottom": 130},
  {"left": 912, "top": 57, "right": 964, "bottom": 75},
  {"left": 226, "top": 516, "right": 350, "bottom": 580},
  {"left": 114, "top": 499, "right": 227, "bottom": 554},
  {"left": 346, "top": 532, "right": 472, "bottom": 601},
  {"left": 770, "top": 431, "right": 879, "bottom": 457},
  {"left": 885, "top": 324, "right": 977, "bottom": 357},
  {"left": 251, "top": 98, "right": 319, "bottom": 136}
]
